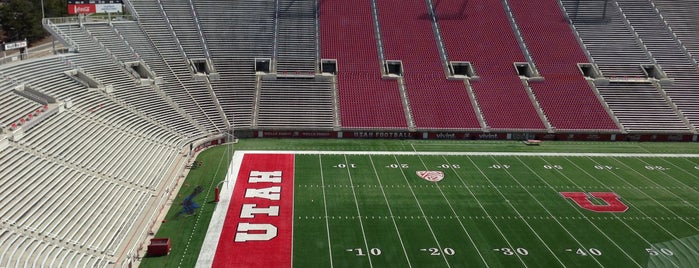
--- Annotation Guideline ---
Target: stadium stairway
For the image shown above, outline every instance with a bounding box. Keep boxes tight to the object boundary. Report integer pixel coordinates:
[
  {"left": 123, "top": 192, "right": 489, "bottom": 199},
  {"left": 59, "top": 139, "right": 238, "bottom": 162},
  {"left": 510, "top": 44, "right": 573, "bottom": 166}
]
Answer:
[
  {"left": 376, "top": 0, "right": 481, "bottom": 130},
  {"left": 433, "top": 0, "right": 548, "bottom": 131},
  {"left": 191, "top": 0, "right": 276, "bottom": 129},
  {"left": 319, "top": 0, "right": 410, "bottom": 129},
  {"left": 508, "top": 0, "right": 619, "bottom": 131}
]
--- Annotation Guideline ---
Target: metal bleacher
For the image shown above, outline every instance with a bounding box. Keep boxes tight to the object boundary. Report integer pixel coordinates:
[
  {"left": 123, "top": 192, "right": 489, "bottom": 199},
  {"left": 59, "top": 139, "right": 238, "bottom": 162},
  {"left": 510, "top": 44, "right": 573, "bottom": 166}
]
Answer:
[
  {"left": 561, "top": 0, "right": 652, "bottom": 77},
  {"left": 192, "top": 0, "right": 274, "bottom": 129},
  {"left": 651, "top": 0, "right": 699, "bottom": 66},
  {"left": 596, "top": 83, "right": 689, "bottom": 132},
  {"left": 276, "top": 0, "right": 318, "bottom": 73},
  {"left": 616, "top": 0, "right": 699, "bottom": 129}
]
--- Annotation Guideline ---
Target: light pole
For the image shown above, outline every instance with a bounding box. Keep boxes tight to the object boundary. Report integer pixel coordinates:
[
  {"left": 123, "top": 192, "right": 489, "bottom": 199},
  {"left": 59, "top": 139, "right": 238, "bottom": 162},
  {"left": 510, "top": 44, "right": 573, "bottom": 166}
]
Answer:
[{"left": 41, "top": 0, "right": 45, "bottom": 18}]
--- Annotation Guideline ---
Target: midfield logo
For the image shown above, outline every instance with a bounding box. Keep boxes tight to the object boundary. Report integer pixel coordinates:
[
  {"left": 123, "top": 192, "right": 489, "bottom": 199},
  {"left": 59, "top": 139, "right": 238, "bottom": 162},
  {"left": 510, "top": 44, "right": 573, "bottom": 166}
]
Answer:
[
  {"left": 416, "top": 171, "right": 444, "bottom": 182},
  {"left": 560, "top": 192, "right": 629, "bottom": 213}
]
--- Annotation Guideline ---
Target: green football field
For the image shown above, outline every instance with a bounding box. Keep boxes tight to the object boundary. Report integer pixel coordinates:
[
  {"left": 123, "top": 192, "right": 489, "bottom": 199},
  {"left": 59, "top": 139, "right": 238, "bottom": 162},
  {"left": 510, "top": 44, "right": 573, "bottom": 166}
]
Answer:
[
  {"left": 140, "top": 139, "right": 699, "bottom": 268},
  {"left": 292, "top": 152, "right": 699, "bottom": 267}
]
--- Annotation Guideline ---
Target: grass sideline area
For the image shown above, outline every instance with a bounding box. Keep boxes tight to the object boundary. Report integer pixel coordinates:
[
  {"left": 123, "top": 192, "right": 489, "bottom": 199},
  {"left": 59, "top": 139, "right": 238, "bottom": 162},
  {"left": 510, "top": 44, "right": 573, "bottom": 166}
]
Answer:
[{"left": 139, "top": 139, "right": 699, "bottom": 267}]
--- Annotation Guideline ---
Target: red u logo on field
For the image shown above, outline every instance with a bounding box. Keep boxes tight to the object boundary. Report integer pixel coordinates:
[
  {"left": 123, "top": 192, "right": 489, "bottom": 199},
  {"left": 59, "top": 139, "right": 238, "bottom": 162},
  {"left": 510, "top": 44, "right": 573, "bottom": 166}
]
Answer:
[{"left": 560, "top": 192, "right": 629, "bottom": 213}]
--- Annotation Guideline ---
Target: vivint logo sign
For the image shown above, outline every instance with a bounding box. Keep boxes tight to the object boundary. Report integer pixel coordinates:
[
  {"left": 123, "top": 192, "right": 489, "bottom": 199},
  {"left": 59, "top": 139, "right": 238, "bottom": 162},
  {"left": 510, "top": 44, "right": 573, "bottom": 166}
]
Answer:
[
  {"left": 68, "top": 4, "right": 96, "bottom": 15},
  {"left": 68, "top": 4, "right": 122, "bottom": 14}
]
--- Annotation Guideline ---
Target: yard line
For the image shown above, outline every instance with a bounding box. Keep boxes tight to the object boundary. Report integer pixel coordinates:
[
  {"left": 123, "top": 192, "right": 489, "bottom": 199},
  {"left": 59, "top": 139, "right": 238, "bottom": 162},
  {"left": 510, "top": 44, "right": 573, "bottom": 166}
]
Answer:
[
  {"left": 411, "top": 154, "right": 490, "bottom": 267},
  {"left": 487, "top": 156, "right": 605, "bottom": 268},
  {"left": 463, "top": 156, "right": 567, "bottom": 268},
  {"left": 634, "top": 157, "right": 699, "bottom": 197},
  {"left": 608, "top": 157, "right": 699, "bottom": 217},
  {"left": 662, "top": 158, "right": 699, "bottom": 185},
  {"left": 342, "top": 155, "right": 374, "bottom": 268},
  {"left": 573, "top": 157, "right": 699, "bottom": 258},
  {"left": 317, "top": 155, "right": 334, "bottom": 268},
  {"left": 391, "top": 155, "right": 452, "bottom": 268},
  {"left": 440, "top": 156, "right": 529, "bottom": 268},
  {"left": 367, "top": 155, "right": 412, "bottom": 268},
  {"left": 527, "top": 156, "right": 644, "bottom": 267}
]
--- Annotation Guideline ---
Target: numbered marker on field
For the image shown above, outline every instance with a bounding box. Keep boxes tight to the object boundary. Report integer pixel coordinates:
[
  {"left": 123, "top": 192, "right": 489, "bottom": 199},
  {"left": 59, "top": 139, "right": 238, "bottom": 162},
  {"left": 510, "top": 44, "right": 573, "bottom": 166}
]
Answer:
[
  {"left": 386, "top": 163, "right": 409, "bottom": 169},
  {"left": 347, "top": 248, "right": 381, "bottom": 256},
  {"left": 421, "top": 247, "right": 455, "bottom": 256},
  {"left": 544, "top": 165, "right": 563, "bottom": 170},
  {"left": 439, "top": 164, "right": 461, "bottom": 169},
  {"left": 594, "top": 165, "right": 615, "bottom": 170},
  {"left": 645, "top": 165, "right": 667, "bottom": 171},
  {"left": 490, "top": 164, "right": 510, "bottom": 169},
  {"left": 574, "top": 248, "right": 602, "bottom": 256},
  {"left": 496, "top": 247, "right": 528, "bottom": 256},
  {"left": 335, "top": 163, "right": 357, "bottom": 169},
  {"left": 646, "top": 248, "right": 674, "bottom": 256}
]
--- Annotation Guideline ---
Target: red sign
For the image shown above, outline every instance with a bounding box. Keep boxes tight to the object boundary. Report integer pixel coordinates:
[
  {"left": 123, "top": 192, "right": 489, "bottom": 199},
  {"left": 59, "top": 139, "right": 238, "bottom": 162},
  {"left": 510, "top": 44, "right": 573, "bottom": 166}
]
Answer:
[{"left": 68, "top": 4, "right": 96, "bottom": 15}]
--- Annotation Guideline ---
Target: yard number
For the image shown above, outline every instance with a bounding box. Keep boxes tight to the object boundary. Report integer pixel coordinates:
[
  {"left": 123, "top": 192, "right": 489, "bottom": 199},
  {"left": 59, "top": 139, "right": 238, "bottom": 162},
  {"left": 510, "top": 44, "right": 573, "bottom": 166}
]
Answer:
[
  {"left": 694, "top": 166, "right": 699, "bottom": 170},
  {"left": 387, "top": 164, "right": 409, "bottom": 169},
  {"left": 646, "top": 248, "right": 674, "bottom": 256},
  {"left": 335, "top": 163, "right": 357, "bottom": 168},
  {"left": 544, "top": 165, "right": 563, "bottom": 170},
  {"left": 645, "top": 166, "right": 667, "bottom": 171},
  {"left": 575, "top": 248, "right": 602, "bottom": 256},
  {"left": 440, "top": 164, "right": 461, "bottom": 169},
  {"left": 423, "top": 247, "right": 456, "bottom": 256},
  {"left": 594, "top": 165, "right": 614, "bottom": 170},
  {"left": 348, "top": 248, "right": 382, "bottom": 256},
  {"left": 497, "top": 247, "right": 528, "bottom": 256},
  {"left": 490, "top": 164, "right": 510, "bottom": 169}
]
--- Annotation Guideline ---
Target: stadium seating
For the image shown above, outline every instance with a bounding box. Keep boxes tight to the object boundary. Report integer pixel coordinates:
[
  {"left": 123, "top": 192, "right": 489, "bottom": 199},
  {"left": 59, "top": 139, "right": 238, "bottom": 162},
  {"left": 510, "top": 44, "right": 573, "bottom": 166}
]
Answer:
[
  {"left": 509, "top": 0, "right": 618, "bottom": 131},
  {"left": 3, "top": 0, "right": 699, "bottom": 266},
  {"left": 191, "top": 0, "right": 274, "bottom": 128},
  {"left": 651, "top": 0, "right": 699, "bottom": 65},
  {"left": 561, "top": 0, "right": 652, "bottom": 77},
  {"left": 320, "top": 0, "right": 408, "bottom": 128},
  {"left": 616, "top": 0, "right": 699, "bottom": 129},
  {"left": 258, "top": 79, "right": 335, "bottom": 129},
  {"left": 596, "top": 83, "right": 688, "bottom": 132},
  {"left": 276, "top": 0, "right": 317, "bottom": 73},
  {"left": 377, "top": 0, "right": 481, "bottom": 129},
  {"left": 434, "top": 0, "right": 546, "bottom": 130}
]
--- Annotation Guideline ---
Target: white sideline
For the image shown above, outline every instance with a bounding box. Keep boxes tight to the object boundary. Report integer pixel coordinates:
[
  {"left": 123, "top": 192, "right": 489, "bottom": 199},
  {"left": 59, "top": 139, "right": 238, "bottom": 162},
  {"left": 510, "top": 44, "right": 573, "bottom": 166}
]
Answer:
[
  {"left": 195, "top": 151, "right": 244, "bottom": 268},
  {"left": 237, "top": 150, "right": 699, "bottom": 158}
]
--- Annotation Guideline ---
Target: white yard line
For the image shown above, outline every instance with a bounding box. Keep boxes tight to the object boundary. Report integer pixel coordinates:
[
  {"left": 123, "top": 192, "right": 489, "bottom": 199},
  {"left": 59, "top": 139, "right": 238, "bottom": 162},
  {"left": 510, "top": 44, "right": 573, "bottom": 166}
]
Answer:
[
  {"left": 413, "top": 154, "right": 490, "bottom": 267},
  {"left": 634, "top": 157, "right": 699, "bottom": 198},
  {"left": 392, "top": 155, "right": 452, "bottom": 268},
  {"left": 608, "top": 157, "right": 699, "bottom": 218},
  {"left": 464, "top": 156, "right": 567, "bottom": 268},
  {"left": 367, "top": 155, "right": 413, "bottom": 268},
  {"left": 237, "top": 150, "right": 699, "bottom": 158},
  {"left": 317, "top": 155, "right": 335, "bottom": 268},
  {"left": 342, "top": 155, "right": 374, "bottom": 268},
  {"left": 487, "top": 156, "right": 606, "bottom": 268},
  {"left": 574, "top": 157, "right": 699, "bottom": 259},
  {"left": 440, "top": 156, "right": 529, "bottom": 268},
  {"left": 528, "top": 156, "right": 644, "bottom": 267}
]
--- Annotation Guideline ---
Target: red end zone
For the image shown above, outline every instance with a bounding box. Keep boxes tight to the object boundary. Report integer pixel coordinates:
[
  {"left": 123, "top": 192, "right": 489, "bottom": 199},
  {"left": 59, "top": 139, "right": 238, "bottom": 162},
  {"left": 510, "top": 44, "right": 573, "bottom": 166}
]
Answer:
[{"left": 212, "top": 154, "right": 294, "bottom": 267}]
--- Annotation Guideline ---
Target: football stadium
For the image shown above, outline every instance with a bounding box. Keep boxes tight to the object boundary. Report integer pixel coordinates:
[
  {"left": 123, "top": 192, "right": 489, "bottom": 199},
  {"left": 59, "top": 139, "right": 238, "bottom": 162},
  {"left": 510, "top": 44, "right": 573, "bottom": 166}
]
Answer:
[{"left": 1, "top": 0, "right": 698, "bottom": 267}]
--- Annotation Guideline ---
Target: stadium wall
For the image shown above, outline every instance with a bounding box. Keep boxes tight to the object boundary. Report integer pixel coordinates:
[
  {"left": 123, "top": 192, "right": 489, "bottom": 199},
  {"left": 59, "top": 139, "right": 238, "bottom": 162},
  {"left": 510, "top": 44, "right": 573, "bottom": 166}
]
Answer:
[{"left": 248, "top": 130, "right": 697, "bottom": 142}]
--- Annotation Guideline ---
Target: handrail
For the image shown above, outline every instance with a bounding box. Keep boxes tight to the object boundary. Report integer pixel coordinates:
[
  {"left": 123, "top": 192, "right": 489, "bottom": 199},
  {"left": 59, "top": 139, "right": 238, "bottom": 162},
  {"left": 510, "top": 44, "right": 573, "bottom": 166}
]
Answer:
[
  {"left": 42, "top": 18, "right": 80, "bottom": 52},
  {"left": 122, "top": 0, "right": 140, "bottom": 20}
]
